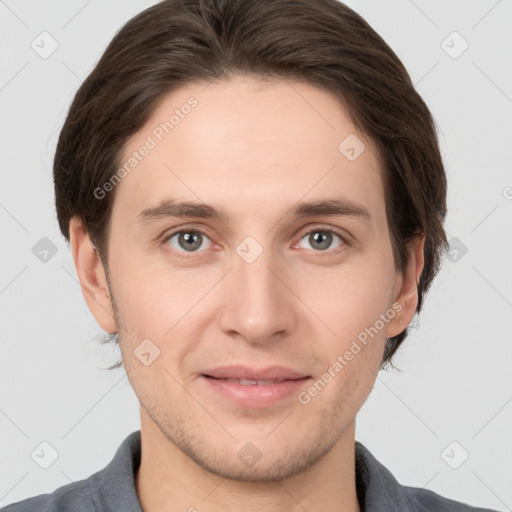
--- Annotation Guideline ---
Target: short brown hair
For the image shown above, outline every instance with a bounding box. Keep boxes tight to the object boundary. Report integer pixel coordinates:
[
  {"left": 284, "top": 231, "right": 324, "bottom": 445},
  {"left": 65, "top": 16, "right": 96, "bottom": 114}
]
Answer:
[{"left": 54, "top": 0, "right": 448, "bottom": 369}]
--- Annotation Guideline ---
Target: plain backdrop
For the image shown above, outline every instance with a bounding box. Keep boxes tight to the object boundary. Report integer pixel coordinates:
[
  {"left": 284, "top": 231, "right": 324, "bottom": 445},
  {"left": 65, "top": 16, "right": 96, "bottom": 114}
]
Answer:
[{"left": 1, "top": 0, "right": 511, "bottom": 510}]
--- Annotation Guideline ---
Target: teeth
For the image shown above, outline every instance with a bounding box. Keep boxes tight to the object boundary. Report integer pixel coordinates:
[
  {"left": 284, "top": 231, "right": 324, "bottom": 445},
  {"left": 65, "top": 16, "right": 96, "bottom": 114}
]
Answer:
[{"left": 225, "top": 378, "right": 283, "bottom": 385}]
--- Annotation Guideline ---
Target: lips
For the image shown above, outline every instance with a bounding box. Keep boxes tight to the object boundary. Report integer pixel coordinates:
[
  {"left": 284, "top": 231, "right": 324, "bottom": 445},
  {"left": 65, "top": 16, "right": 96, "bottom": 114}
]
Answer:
[
  {"left": 210, "top": 378, "right": 286, "bottom": 386},
  {"left": 201, "top": 365, "right": 309, "bottom": 382},
  {"left": 204, "top": 375, "right": 311, "bottom": 390},
  {"left": 200, "top": 366, "right": 312, "bottom": 408}
]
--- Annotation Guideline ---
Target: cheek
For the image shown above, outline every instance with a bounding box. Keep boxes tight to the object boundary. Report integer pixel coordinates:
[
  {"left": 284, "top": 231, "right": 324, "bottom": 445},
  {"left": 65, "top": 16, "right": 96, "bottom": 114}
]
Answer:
[
  {"left": 110, "top": 253, "right": 218, "bottom": 355},
  {"left": 297, "top": 258, "right": 395, "bottom": 337},
  {"left": 292, "top": 254, "right": 395, "bottom": 381}
]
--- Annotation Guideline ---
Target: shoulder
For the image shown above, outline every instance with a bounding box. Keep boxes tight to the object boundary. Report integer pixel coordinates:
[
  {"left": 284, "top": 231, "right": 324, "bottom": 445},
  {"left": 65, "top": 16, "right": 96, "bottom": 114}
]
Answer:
[
  {"left": 2, "top": 430, "right": 142, "bottom": 512},
  {"left": 354, "top": 441, "right": 499, "bottom": 512},
  {"left": 1, "top": 478, "right": 96, "bottom": 512},
  {"left": 399, "top": 483, "right": 499, "bottom": 511}
]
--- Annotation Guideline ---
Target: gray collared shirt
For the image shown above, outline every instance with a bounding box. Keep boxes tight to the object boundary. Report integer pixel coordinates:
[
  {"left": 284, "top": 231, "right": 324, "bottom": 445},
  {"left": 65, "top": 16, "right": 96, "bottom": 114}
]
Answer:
[{"left": 2, "top": 430, "right": 498, "bottom": 511}]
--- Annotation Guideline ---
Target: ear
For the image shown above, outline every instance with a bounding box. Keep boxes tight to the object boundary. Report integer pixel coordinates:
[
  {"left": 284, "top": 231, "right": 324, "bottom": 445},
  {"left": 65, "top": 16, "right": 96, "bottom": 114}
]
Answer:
[
  {"left": 385, "top": 235, "right": 425, "bottom": 339},
  {"left": 69, "top": 216, "right": 117, "bottom": 334}
]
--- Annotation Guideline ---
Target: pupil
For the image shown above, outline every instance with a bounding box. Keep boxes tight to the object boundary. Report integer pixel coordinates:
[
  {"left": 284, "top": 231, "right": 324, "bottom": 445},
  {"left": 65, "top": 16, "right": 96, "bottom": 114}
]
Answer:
[
  {"left": 180, "top": 232, "right": 201, "bottom": 251},
  {"left": 311, "top": 231, "right": 331, "bottom": 250}
]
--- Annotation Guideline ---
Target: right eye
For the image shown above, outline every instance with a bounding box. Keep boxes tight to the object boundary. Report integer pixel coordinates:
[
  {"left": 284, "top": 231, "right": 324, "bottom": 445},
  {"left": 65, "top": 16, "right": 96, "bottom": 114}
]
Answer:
[{"left": 164, "top": 229, "right": 213, "bottom": 257}]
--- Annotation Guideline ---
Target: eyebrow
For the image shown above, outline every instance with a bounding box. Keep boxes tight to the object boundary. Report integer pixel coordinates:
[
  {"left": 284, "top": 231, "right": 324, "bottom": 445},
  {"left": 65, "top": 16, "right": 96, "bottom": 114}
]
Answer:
[{"left": 137, "top": 198, "right": 371, "bottom": 225}]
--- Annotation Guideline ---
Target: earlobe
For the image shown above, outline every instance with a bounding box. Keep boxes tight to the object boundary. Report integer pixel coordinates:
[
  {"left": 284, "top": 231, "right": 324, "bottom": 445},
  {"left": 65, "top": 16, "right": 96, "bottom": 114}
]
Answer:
[
  {"left": 69, "top": 216, "right": 117, "bottom": 333},
  {"left": 386, "top": 235, "right": 425, "bottom": 339}
]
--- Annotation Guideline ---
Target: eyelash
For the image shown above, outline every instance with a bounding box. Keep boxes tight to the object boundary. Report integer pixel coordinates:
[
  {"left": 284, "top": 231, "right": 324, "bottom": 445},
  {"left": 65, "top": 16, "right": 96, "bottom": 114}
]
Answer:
[{"left": 162, "top": 225, "right": 349, "bottom": 259}]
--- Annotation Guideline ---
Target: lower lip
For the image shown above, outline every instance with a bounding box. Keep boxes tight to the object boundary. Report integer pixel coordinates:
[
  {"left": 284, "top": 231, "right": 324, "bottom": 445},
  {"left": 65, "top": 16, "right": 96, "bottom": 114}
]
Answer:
[{"left": 201, "top": 375, "right": 311, "bottom": 408}]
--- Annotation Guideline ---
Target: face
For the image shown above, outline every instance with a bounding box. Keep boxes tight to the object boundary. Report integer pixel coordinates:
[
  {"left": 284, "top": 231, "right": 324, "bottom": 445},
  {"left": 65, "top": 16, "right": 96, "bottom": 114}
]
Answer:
[{"left": 74, "top": 77, "right": 421, "bottom": 481}]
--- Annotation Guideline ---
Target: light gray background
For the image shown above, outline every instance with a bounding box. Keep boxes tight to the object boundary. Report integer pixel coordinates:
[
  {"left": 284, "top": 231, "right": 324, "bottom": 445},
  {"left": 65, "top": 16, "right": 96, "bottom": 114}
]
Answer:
[{"left": 1, "top": 0, "right": 511, "bottom": 510}]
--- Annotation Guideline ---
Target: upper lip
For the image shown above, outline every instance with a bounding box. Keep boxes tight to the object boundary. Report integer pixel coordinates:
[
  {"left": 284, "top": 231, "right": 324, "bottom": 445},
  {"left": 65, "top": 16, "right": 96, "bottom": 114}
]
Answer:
[{"left": 202, "top": 365, "right": 309, "bottom": 381}]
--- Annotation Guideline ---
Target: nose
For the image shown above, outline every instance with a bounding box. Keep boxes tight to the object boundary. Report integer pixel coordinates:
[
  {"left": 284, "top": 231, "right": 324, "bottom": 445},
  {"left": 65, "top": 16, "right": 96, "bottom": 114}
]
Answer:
[{"left": 218, "top": 241, "right": 297, "bottom": 345}]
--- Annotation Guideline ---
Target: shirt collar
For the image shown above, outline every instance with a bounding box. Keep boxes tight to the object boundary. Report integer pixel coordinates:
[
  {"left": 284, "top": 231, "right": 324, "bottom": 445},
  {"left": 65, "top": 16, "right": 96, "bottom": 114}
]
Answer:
[
  {"left": 354, "top": 440, "right": 416, "bottom": 510},
  {"left": 87, "top": 430, "right": 415, "bottom": 511}
]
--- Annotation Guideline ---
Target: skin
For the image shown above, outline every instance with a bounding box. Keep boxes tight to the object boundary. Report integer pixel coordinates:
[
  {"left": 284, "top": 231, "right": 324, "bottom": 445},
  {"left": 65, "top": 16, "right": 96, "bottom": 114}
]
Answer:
[{"left": 70, "top": 77, "right": 424, "bottom": 512}]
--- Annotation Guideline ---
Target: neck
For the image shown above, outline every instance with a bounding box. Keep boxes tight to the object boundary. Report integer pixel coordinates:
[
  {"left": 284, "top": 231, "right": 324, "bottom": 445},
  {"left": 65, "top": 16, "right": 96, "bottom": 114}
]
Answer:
[{"left": 135, "top": 408, "right": 361, "bottom": 512}]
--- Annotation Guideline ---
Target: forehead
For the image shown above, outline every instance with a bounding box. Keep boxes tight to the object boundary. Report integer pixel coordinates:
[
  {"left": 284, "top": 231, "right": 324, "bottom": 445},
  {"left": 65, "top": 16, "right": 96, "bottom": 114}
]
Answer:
[{"left": 112, "top": 77, "right": 384, "bottom": 224}]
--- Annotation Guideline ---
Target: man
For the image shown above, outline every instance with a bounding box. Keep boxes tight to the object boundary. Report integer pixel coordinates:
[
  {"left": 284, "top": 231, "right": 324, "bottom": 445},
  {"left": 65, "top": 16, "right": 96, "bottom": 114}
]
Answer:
[{"left": 2, "top": 0, "right": 499, "bottom": 510}]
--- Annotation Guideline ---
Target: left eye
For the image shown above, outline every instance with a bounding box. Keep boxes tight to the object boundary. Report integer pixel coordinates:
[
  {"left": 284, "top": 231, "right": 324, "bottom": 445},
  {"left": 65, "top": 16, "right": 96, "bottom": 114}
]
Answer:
[
  {"left": 166, "top": 230, "right": 212, "bottom": 253},
  {"left": 297, "top": 229, "right": 345, "bottom": 252}
]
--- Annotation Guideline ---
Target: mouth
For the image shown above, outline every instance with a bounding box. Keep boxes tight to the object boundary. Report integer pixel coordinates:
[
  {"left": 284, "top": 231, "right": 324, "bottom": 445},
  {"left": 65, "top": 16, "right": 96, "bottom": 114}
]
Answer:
[
  {"left": 201, "top": 364, "right": 310, "bottom": 381},
  {"left": 200, "top": 369, "right": 312, "bottom": 408},
  {"left": 202, "top": 375, "right": 309, "bottom": 386}
]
